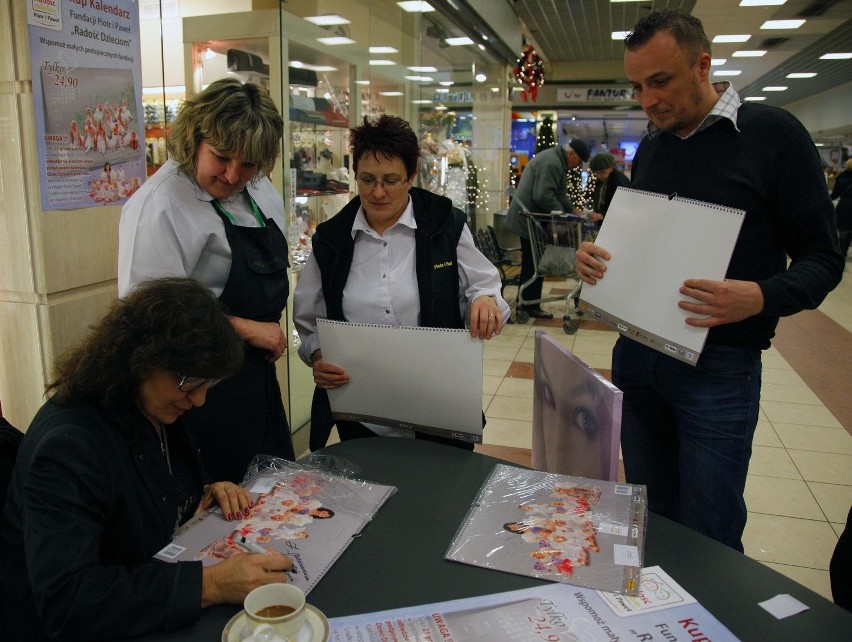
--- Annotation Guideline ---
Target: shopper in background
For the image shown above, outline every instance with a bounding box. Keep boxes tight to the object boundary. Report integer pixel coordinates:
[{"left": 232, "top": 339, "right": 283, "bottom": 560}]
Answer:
[
  {"left": 587, "top": 152, "right": 631, "bottom": 224},
  {"left": 0, "top": 278, "right": 294, "bottom": 641},
  {"left": 575, "top": 10, "right": 843, "bottom": 551},
  {"left": 831, "top": 158, "right": 852, "bottom": 261},
  {"left": 293, "top": 114, "right": 509, "bottom": 451},
  {"left": 119, "top": 78, "right": 295, "bottom": 483},
  {"left": 504, "top": 139, "right": 590, "bottom": 319}
]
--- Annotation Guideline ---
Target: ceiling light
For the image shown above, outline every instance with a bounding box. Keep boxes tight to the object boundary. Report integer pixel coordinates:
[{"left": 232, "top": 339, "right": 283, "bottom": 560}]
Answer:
[
  {"left": 369, "top": 60, "right": 397, "bottom": 66},
  {"left": 439, "top": 81, "right": 454, "bottom": 86},
  {"left": 305, "top": 15, "right": 350, "bottom": 26},
  {"left": 611, "top": 31, "right": 631, "bottom": 40},
  {"left": 733, "top": 50, "right": 766, "bottom": 57},
  {"left": 478, "top": 44, "right": 486, "bottom": 51},
  {"left": 491, "top": 87, "right": 499, "bottom": 92},
  {"left": 713, "top": 70, "right": 742, "bottom": 76},
  {"left": 744, "top": 96, "right": 766, "bottom": 101},
  {"left": 369, "top": 46, "right": 398, "bottom": 54},
  {"left": 445, "top": 37, "right": 474, "bottom": 46},
  {"left": 820, "top": 53, "right": 852, "bottom": 60},
  {"left": 475, "top": 73, "right": 486, "bottom": 82},
  {"left": 740, "top": 0, "right": 786, "bottom": 5},
  {"left": 713, "top": 35, "right": 751, "bottom": 43},
  {"left": 404, "top": 75, "right": 434, "bottom": 82},
  {"left": 435, "top": 88, "right": 450, "bottom": 93},
  {"left": 396, "top": 1, "right": 434, "bottom": 12},
  {"left": 761, "top": 20, "right": 805, "bottom": 29},
  {"left": 412, "top": 99, "right": 432, "bottom": 104},
  {"left": 711, "top": 58, "right": 727, "bottom": 66},
  {"left": 786, "top": 72, "right": 816, "bottom": 78},
  {"left": 142, "top": 85, "right": 185, "bottom": 95},
  {"left": 408, "top": 66, "right": 438, "bottom": 72},
  {"left": 379, "top": 91, "right": 404, "bottom": 96},
  {"left": 355, "top": 80, "right": 370, "bottom": 85},
  {"left": 762, "top": 86, "right": 788, "bottom": 91},
  {"left": 316, "top": 36, "right": 355, "bottom": 45}
]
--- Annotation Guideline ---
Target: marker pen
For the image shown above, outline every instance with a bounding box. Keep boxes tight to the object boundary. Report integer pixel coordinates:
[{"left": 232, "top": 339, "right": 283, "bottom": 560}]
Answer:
[{"left": 229, "top": 531, "right": 270, "bottom": 555}]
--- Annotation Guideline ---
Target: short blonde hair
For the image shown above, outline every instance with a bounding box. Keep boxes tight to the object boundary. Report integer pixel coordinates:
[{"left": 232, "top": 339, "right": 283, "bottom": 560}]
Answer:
[
  {"left": 168, "top": 77, "right": 283, "bottom": 183},
  {"left": 846, "top": 158, "right": 852, "bottom": 171}
]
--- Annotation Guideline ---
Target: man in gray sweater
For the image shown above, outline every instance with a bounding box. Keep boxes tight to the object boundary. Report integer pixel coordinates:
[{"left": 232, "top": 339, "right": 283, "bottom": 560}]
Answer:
[{"left": 504, "top": 139, "right": 590, "bottom": 318}]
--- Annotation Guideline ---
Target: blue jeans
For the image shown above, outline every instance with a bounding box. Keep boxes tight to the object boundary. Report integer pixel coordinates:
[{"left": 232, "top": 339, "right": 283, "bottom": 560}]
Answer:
[{"left": 612, "top": 337, "right": 761, "bottom": 552}]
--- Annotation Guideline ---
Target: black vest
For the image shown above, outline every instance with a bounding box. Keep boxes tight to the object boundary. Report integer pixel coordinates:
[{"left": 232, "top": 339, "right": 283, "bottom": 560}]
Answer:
[{"left": 311, "top": 186, "right": 466, "bottom": 329}]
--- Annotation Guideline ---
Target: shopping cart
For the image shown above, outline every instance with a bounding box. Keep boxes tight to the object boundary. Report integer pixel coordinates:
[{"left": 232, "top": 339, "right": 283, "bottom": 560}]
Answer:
[{"left": 516, "top": 210, "right": 586, "bottom": 333}]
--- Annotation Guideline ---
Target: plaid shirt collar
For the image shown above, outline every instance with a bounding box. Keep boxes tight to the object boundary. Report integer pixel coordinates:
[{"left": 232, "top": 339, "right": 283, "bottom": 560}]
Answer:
[{"left": 647, "top": 81, "right": 741, "bottom": 139}]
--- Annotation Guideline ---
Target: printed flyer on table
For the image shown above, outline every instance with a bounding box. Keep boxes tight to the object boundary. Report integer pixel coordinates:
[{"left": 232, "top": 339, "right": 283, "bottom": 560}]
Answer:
[{"left": 327, "top": 566, "right": 739, "bottom": 641}]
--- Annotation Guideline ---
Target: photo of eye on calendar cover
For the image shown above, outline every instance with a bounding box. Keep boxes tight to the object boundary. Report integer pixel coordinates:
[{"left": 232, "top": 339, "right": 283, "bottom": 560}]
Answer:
[
  {"left": 154, "top": 456, "right": 397, "bottom": 594},
  {"left": 327, "top": 567, "right": 738, "bottom": 642},
  {"left": 445, "top": 464, "right": 647, "bottom": 595}
]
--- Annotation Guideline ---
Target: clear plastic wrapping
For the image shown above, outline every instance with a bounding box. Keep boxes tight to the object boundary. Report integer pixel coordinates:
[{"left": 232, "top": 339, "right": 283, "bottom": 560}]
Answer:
[
  {"left": 155, "top": 454, "right": 397, "bottom": 594},
  {"left": 445, "top": 463, "right": 647, "bottom": 595}
]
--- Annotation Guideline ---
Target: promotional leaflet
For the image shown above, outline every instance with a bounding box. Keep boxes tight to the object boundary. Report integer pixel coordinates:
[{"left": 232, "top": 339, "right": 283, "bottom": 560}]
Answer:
[{"left": 327, "top": 566, "right": 739, "bottom": 641}]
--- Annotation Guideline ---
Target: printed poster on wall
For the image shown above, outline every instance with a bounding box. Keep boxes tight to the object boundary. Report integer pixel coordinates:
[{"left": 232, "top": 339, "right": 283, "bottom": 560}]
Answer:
[{"left": 27, "top": 0, "right": 146, "bottom": 210}]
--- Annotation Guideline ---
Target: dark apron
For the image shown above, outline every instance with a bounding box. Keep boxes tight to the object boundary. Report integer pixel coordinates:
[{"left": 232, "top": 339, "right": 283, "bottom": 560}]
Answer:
[{"left": 182, "top": 194, "right": 295, "bottom": 483}]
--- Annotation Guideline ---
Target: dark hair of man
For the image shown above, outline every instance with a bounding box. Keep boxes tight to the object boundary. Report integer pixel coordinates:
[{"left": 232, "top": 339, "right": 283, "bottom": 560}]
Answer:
[
  {"left": 349, "top": 114, "right": 420, "bottom": 179},
  {"left": 46, "top": 277, "right": 244, "bottom": 415},
  {"left": 625, "top": 10, "right": 711, "bottom": 65},
  {"left": 168, "top": 77, "right": 284, "bottom": 183}
]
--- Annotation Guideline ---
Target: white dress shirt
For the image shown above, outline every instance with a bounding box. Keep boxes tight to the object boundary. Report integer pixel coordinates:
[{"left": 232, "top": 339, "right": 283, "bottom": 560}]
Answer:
[{"left": 118, "top": 159, "right": 285, "bottom": 296}]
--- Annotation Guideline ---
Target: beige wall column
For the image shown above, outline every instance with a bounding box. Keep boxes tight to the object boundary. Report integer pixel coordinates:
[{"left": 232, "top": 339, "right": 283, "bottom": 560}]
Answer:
[
  {"left": 471, "top": 63, "right": 512, "bottom": 229},
  {"left": 0, "top": 2, "right": 120, "bottom": 429}
]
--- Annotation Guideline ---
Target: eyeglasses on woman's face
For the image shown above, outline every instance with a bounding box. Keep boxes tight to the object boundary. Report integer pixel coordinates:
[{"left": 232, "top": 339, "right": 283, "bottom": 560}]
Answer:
[
  {"left": 177, "top": 375, "right": 221, "bottom": 392},
  {"left": 355, "top": 174, "right": 408, "bottom": 191}
]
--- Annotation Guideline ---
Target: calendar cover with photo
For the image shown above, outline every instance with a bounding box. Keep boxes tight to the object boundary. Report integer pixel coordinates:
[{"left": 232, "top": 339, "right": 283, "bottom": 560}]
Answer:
[
  {"left": 446, "top": 464, "right": 647, "bottom": 595},
  {"left": 154, "top": 456, "right": 396, "bottom": 594}
]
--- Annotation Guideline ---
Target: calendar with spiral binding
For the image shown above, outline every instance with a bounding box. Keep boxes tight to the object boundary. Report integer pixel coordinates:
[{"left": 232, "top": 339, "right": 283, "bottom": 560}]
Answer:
[
  {"left": 317, "top": 319, "right": 485, "bottom": 443},
  {"left": 446, "top": 463, "right": 647, "bottom": 595},
  {"left": 154, "top": 455, "right": 396, "bottom": 595},
  {"left": 579, "top": 187, "right": 744, "bottom": 365}
]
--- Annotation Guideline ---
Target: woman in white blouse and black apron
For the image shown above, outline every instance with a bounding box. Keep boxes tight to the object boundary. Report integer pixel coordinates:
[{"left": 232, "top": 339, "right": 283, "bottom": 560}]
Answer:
[{"left": 118, "top": 78, "right": 295, "bottom": 482}]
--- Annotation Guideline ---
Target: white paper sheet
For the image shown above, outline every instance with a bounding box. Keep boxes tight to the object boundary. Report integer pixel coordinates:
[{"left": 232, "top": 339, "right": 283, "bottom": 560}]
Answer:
[
  {"left": 579, "top": 187, "right": 744, "bottom": 365},
  {"left": 317, "top": 319, "right": 484, "bottom": 442}
]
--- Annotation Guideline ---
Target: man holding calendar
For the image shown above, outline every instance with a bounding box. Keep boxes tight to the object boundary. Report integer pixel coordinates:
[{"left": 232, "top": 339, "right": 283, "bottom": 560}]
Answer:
[{"left": 575, "top": 10, "right": 843, "bottom": 551}]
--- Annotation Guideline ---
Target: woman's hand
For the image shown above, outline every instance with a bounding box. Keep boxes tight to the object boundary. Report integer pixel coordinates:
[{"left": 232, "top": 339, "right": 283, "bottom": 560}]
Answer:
[
  {"left": 229, "top": 316, "right": 287, "bottom": 362},
  {"left": 201, "top": 551, "right": 294, "bottom": 607},
  {"left": 310, "top": 350, "right": 351, "bottom": 390},
  {"left": 469, "top": 295, "right": 503, "bottom": 340},
  {"left": 575, "top": 241, "right": 611, "bottom": 285},
  {"left": 195, "top": 481, "right": 253, "bottom": 521}
]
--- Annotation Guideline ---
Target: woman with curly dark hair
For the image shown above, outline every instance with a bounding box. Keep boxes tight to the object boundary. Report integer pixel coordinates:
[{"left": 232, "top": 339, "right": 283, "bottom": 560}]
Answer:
[{"left": 0, "top": 278, "right": 293, "bottom": 641}]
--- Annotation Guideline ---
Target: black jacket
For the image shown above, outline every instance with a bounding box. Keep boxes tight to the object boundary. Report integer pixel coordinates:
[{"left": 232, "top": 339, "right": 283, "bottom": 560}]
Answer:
[{"left": 0, "top": 401, "right": 205, "bottom": 640}]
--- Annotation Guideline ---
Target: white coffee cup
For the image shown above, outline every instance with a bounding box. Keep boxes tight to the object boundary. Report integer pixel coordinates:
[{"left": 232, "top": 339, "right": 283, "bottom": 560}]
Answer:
[{"left": 244, "top": 583, "right": 306, "bottom": 638}]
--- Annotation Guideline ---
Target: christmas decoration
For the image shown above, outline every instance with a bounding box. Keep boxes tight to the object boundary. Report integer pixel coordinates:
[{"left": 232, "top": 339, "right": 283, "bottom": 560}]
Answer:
[
  {"left": 513, "top": 45, "right": 544, "bottom": 103},
  {"left": 535, "top": 115, "right": 557, "bottom": 153}
]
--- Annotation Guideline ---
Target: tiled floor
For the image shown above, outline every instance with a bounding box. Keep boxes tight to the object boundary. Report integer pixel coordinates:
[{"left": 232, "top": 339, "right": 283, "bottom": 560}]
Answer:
[
  {"left": 323, "top": 261, "right": 852, "bottom": 603},
  {"left": 472, "top": 263, "right": 852, "bottom": 603}
]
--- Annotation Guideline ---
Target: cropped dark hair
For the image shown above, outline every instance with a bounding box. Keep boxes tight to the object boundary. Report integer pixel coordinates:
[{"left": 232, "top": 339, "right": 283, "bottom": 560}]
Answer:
[
  {"left": 625, "top": 10, "right": 711, "bottom": 64},
  {"left": 47, "top": 277, "right": 244, "bottom": 414},
  {"left": 350, "top": 114, "right": 420, "bottom": 179},
  {"left": 168, "top": 77, "right": 284, "bottom": 184}
]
